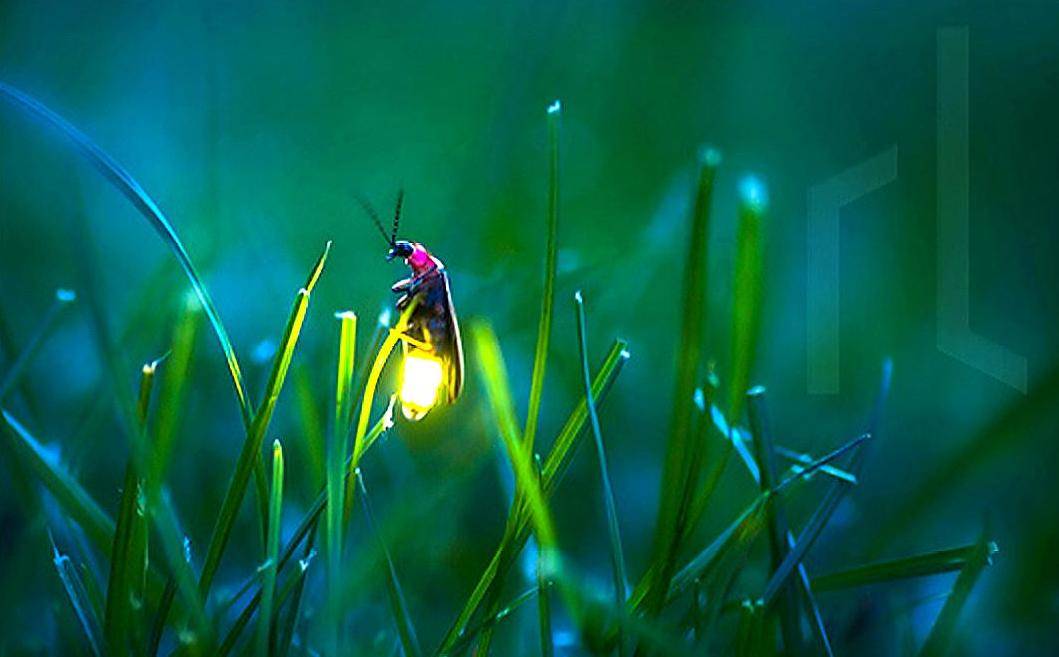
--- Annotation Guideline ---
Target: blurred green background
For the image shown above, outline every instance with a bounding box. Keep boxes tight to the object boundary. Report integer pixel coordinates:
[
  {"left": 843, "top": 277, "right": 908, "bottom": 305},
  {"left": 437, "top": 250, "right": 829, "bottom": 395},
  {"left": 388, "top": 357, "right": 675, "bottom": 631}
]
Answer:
[{"left": 1, "top": 1, "right": 1057, "bottom": 654}]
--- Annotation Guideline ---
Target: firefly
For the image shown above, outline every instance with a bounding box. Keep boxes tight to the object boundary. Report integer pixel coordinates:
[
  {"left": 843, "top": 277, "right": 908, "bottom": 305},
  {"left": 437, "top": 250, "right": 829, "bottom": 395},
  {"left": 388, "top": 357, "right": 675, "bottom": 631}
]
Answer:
[{"left": 360, "top": 191, "right": 464, "bottom": 421}]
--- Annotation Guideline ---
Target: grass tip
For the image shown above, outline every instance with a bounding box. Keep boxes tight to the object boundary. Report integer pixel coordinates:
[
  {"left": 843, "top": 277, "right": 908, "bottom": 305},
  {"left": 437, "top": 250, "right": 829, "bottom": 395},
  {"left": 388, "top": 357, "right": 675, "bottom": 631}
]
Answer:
[
  {"left": 698, "top": 146, "right": 722, "bottom": 168},
  {"left": 574, "top": 289, "right": 583, "bottom": 303},
  {"left": 620, "top": 348, "right": 631, "bottom": 360},
  {"left": 55, "top": 288, "right": 76, "bottom": 303},
  {"left": 334, "top": 310, "right": 357, "bottom": 321},
  {"left": 547, "top": 100, "right": 562, "bottom": 115},
  {"left": 738, "top": 175, "right": 768, "bottom": 212}
]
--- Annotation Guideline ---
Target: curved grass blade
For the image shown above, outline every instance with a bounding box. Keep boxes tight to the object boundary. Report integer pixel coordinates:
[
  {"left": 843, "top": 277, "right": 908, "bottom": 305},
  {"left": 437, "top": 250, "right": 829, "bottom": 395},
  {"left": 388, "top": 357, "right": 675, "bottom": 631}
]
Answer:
[
  {"left": 275, "top": 525, "right": 317, "bottom": 657},
  {"left": 356, "top": 469, "right": 422, "bottom": 657},
  {"left": 574, "top": 291, "right": 628, "bottom": 635},
  {"left": 0, "top": 410, "right": 115, "bottom": 551},
  {"left": 256, "top": 440, "right": 284, "bottom": 657},
  {"left": 199, "top": 242, "right": 330, "bottom": 598},
  {"left": 344, "top": 298, "right": 419, "bottom": 520},
  {"left": 918, "top": 530, "right": 997, "bottom": 657},
  {"left": 642, "top": 148, "right": 719, "bottom": 615},
  {"left": 436, "top": 339, "right": 628, "bottom": 655},
  {"left": 0, "top": 81, "right": 252, "bottom": 424},
  {"left": 50, "top": 533, "right": 103, "bottom": 657},
  {"left": 523, "top": 99, "right": 562, "bottom": 455},
  {"left": 812, "top": 542, "right": 986, "bottom": 592},
  {"left": 471, "top": 321, "right": 557, "bottom": 549}
]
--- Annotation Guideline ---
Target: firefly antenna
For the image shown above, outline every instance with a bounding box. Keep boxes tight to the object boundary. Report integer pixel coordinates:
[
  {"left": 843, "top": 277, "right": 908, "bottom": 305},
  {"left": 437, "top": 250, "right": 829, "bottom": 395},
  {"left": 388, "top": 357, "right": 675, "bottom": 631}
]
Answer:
[
  {"left": 391, "top": 188, "right": 404, "bottom": 244},
  {"left": 355, "top": 194, "right": 393, "bottom": 247}
]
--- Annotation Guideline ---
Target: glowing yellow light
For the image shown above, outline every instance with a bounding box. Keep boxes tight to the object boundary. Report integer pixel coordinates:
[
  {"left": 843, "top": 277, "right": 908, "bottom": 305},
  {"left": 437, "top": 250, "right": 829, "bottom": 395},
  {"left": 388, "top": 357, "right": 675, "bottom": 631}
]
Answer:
[{"left": 399, "top": 350, "right": 444, "bottom": 420}]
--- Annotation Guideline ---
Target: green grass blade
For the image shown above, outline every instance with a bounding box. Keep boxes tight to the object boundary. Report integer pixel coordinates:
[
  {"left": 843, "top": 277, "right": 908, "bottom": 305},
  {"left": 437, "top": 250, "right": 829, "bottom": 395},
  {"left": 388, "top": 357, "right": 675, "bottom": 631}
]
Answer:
[
  {"left": 761, "top": 439, "right": 869, "bottom": 608},
  {"left": 0, "top": 288, "right": 76, "bottom": 401},
  {"left": 745, "top": 388, "right": 801, "bottom": 654},
  {"left": 292, "top": 367, "right": 326, "bottom": 488},
  {"left": 275, "top": 527, "right": 317, "bottom": 657},
  {"left": 726, "top": 176, "right": 767, "bottom": 422},
  {"left": 436, "top": 339, "right": 628, "bottom": 654},
  {"left": 0, "top": 81, "right": 253, "bottom": 425},
  {"left": 523, "top": 99, "right": 562, "bottom": 455},
  {"left": 150, "top": 293, "right": 202, "bottom": 488},
  {"left": 216, "top": 407, "right": 395, "bottom": 653},
  {"left": 535, "top": 456, "right": 554, "bottom": 657},
  {"left": 103, "top": 360, "right": 158, "bottom": 655},
  {"left": 219, "top": 524, "right": 317, "bottom": 657},
  {"left": 471, "top": 320, "right": 557, "bottom": 550},
  {"left": 199, "top": 242, "right": 329, "bottom": 598},
  {"left": 643, "top": 148, "right": 719, "bottom": 614},
  {"left": 147, "top": 577, "right": 177, "bottom": 657},
  {"left": 50, "top": 534, "right": 103, "bottom": 657},
  {"left": 257, "top": 440, "right": 284, "bottom": 657},
  {"left": 356, "top": 470, "right": 422, "bottom": 657},
  {"left": 0, "top": 410, "right": 115, "bottom": 551},
  {"left": 445, "top": 588, "right": 537, "bottom": 657},
  {"left": 812, "top": 542, "right": 985, "bottom": 592},
  {"left": 918, "top": 531, "right": 997, "bottom": 657},
  {"left": 573, "top": 292, "right": 628, "bottom": 620},
  {"left": 344, "top": 298, "right": 419, "bottom": 520},
  {"left": 325, "top": 310, "right": 356, "bottom": 654}
]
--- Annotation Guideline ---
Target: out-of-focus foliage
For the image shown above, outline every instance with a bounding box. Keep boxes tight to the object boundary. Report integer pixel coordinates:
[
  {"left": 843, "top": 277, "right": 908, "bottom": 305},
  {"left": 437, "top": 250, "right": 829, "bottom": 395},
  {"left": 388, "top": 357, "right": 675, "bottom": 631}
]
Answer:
[{"left": 0, "top": 2, "right": 1057, "bottom": 655}]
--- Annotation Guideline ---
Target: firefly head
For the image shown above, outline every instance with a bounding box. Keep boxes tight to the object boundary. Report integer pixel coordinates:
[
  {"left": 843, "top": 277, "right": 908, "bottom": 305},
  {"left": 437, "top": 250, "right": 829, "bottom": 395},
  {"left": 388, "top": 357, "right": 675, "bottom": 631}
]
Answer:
[{"left": 387, "top": 240, "right": 415, "bottom": 262}]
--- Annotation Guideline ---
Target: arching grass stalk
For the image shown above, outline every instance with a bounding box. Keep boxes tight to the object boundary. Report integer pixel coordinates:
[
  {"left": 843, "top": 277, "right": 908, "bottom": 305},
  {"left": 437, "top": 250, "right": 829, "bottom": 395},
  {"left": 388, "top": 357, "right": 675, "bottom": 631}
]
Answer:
[
  {"left": 343, "top": 297, "right": 420, "bottom": 520},
  {"left": 574, "top": 291, "right": 628, "bottom": 654}
]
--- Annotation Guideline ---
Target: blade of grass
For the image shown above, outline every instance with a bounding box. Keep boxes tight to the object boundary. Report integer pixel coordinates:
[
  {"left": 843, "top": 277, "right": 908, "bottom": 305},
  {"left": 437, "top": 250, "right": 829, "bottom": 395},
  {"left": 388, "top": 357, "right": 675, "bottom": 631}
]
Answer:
[
  {"left": 523, "top": 99, "right": 562, "bottom": 455},
  {"left": 918, "top": 530, "right": 997, "bottom": 657},
  {"left": 534, "top": 456, "right": 554, "bottom": 657},
  {"left": 150, "top": 292, "right": 202, "bottom": 487},
  {"left": 642, "top": 148, "right": 720, "bottom": 615},
  {"left": 436, "top": 339, "right": 627, "bottom": 655},
  {"left": 275, "top": 520, "right": 318, "bottom": 657},
  {"left": 745, "top": 387, "right": 801, "bottom": 655},
  {"left": 199, "top": 242, "right": 330, "bottom": 598},
  {"left": 760, "top": 439, "right": 870, "bottom": 608},
  {"left": 326, "top": 311, "right": 356, "bottom": 654},
  {"left": 471, "top": 320, "right": 557, "bottom": 550},
  {"left": 446, "top": 588, "right": 538, "bottom": 657},
  {"left": 103, "top": 359, "right": 158, "bottom": 655},
  {"left": 292, "top": 366, "right": 326, "bottom": 489},
  {"left": 51, "top": 533, "right": 103, "bottom": 657},
  {"left": 0, "top": 288, "right": 76, "bottom": 401},
  {"left": 216, "top": 408, "right": 395, "bottom": 653},
  {"left": 356, "top": 469, "right": 422, "bottom": 657},
  {"left": 0, "top": 81, "right": 253, "bottom": 426},
  {"left": 219, "top": 528, "right": 317, "bottom": 657},
  {"left": 256, "top": 441, "right": 284, "bottom": 657},
  {"left": 812, "top": 542, "right": 987, "bottom": 592},
  {"left": 726, "top": 176, "right": 767, "bottom": 422},
  {"left": 574, "top": 291, "right": 628, "bottom": 637},
  {"left": 0, "top": 410, "right": 115, "bottom": 550},
  {"left": 344, "top": 298, "right": 420, "bottom": 521}
]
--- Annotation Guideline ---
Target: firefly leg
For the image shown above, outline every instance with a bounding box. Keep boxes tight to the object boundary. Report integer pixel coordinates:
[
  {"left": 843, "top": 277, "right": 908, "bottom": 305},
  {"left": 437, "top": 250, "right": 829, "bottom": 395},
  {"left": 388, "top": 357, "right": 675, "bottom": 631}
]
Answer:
[
  {"left": 391, "top": 330, "right": 433, "bottom": 352},
  {"left": 392, "top": 278, "right": 412, "bottom": 294}
]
